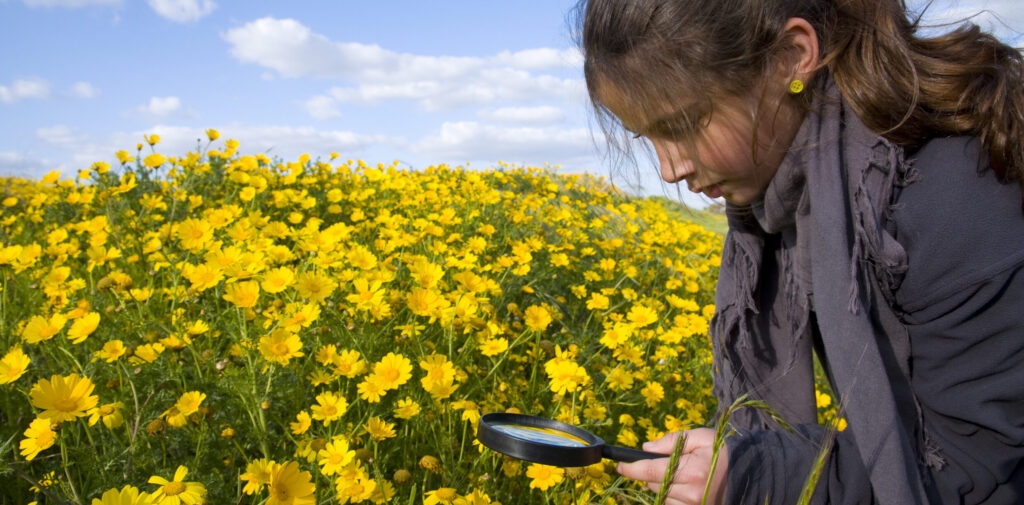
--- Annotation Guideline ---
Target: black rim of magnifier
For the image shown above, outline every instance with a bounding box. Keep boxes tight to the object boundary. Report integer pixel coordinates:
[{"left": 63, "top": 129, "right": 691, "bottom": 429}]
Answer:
[
  {"left": 477, "top": 413, "right": 605, "bottom": 467},
  {"left": 478, "top": 413, "right": 665, "bottom": 466}
]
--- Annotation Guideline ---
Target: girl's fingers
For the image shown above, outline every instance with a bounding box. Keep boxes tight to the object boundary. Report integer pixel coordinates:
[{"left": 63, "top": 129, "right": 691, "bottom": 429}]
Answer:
[
  {"left": 616, "top": 453, "right": 710, "bottom": 487},
  {"left": 642, "top": 428, "right": 717, "bottom": 455}
]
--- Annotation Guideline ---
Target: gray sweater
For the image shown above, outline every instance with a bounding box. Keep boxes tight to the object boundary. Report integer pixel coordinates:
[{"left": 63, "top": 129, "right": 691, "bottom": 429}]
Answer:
[{"left": 726, "top": 137, "right": 1024, "bottom": 504}]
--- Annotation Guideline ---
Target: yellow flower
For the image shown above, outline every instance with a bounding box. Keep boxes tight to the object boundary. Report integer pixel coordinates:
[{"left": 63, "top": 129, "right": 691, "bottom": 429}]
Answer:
[
  {"left": 408, "top": 257, "right": 445, "bottom": 288},
  {"left": 21, "top": 313, "right": 66, "bottom": 343},
  {"left": 0, "top": 347, "right": 30, "bottom": 384},
  {"left": 144, "top": 134, "right": 161, "bottom": 146},
  {"left": 240, "top": 458, "right": 276, "bottom": 495},
  {"left": 330, "top": 349, "right": 367, "bottom": 378},
  {"left": 363, "top": 416, "right": 396, "bottom": 441},
  {"left": 176, "top": 218, "right": 213, "bottom": 252},
  {"left": 424, "top": 487, "right": 465, "bottom": 505},
  {"left": 261, "top": 266, "right": 295, "bottom": 294},
  {"left": 223, "top": 280, "right": 260, "bottom": 308},
  {"left": 525, "top": 463, "right": 564, "bottom": 491},
  {"left": 406, "top": 287, "right": 449, "bottom": 318},
  {"left": 393, "top": 397, "right": 421, "bottom": 419},
  {"left": 87, "top": 402, "right": 126, "bottom": 429},
  {"left": 640, "top": 381, "right": 665, "bottom": 408},
  {"left": 130, "top": 343, "right": 165, "bottom": 364},
  {"left": 311, "top": 391, "right": 348, "bottom": 426},
  {"left": 19, "top": 418, "right": 56, "bottom": 461},
  {"left": 316, "top": 437, "right": 355, "bottom": 476},
  {"left": 175, "top": 391, "right": 206, "bottom": 416},
  {"left": 30, "top": 373, "right": 99, "bottom": 423},
  {"left": 293, "top": 271, "right": 335, "bottom": 302},
  {"left": 419, "top": 354, "right": 456, "bottom": 395},
  {"left": 345, "top": 277, "right": 386, "bottom": 314},
  {"left": 205, "top": 129, "right": 220, "bottom": 141},
  {"left": 67, "top": 312, "right": 101, "bottom": 344},
  {"left": 283, "top": 302, "right": 320, "bottom": 330},
  {"left": 94, "top": 340, "right": 127, "bottom": 363},
  {"left": 370, "top": 352, "right": 412, "bottom": 391},
  {"left": 267, "top": 461, "right": 316, "bottom": 505},
  {"left": 148, "top": 465, "right": 206, "bottom": 505},
  {"left": 478, "top": 337, "right": 508, "bottom": 357},
  {"left": 357, "top": 377, "right": 387, "bottom": 403},
  {"left": 335, "top": 472, "right": 377, "bottom": 504},
  {"left": 0, "top": 244, "right": 22, "bottom": 265},
  {"left": 90, "top": 485, "right": 152, "bottom": 505},
  {"left": 144, "top": 153, "right": 167, "bottom": 169},
  {"left": 181, "top": 263, "right": 222, "bottom": 291},
  {"left": 259, "top": 328, "right": 304, "bottom": 365},
  {"left": 523, "top": 305, "right": 552, "bottom": 332},
  {"left": 290, "top": 411, "right": 311, "bottom": 435},
  {"left": 545, "top": 358, "right": 589, "bottom": 396},
  {"left": 116, "top": 150, "right": 134, "bottom": 164},
  {"left": 626, "top": 304, "right": 659, "bottom": 328}
]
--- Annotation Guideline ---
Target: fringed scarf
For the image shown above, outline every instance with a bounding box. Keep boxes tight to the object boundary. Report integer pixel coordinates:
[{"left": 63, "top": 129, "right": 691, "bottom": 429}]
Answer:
[{"left": 711, "top": 78, "right": 931, "bottom": 504}]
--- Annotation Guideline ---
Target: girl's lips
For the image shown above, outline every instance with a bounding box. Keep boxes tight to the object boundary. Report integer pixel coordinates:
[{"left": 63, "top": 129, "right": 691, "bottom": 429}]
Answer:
[{"left": 691, "top": 182, "right": 723, "bottom": 198}]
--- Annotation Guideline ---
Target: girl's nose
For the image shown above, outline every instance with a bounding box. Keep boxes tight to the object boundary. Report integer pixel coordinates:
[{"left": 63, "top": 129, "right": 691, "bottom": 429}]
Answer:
[{"left": 653, "top": 141, "right": 694, "bottom": 184}]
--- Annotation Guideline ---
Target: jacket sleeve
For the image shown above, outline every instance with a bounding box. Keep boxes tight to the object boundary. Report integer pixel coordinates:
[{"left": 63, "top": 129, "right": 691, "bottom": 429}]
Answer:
[
  {"left": 891, "top": 136, "right": 1024, "bottom": 505},
  {"left": 725, "top": 424, "right": 875, "bottom": 505}
]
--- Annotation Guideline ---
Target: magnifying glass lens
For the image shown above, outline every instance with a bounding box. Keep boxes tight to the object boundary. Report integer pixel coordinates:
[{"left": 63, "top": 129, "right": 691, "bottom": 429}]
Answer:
[{"left": 490, "top": 424, "right": 591, "bottom": 448}]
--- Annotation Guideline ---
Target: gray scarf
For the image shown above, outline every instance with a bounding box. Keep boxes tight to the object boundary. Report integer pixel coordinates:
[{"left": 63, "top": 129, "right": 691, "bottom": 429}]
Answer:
[{"left": 711, "top": 80, "right": 930, "bottom": 504}]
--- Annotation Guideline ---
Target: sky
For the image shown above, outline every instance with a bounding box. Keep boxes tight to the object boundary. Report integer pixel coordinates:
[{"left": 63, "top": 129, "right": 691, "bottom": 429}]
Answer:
[{"left": 1, "top": 0, "right": 1022, "bottom": 207}]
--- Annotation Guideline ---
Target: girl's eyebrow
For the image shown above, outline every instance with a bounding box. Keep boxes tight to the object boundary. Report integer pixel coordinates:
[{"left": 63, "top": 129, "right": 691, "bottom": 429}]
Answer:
[{"left": 640, "top": 105, "right": 705, "bottom": 135}]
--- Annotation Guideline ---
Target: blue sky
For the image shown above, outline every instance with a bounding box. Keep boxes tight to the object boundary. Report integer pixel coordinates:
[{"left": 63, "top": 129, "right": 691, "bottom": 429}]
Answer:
[{"left": 1, "top": 0, "right": 1021, "bottom": 206}]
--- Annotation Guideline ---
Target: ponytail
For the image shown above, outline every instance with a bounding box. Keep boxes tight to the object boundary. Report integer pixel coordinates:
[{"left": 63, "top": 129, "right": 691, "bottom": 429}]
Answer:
[{"left": 821, "top": 0, "right": 1024, "bottom": 191}]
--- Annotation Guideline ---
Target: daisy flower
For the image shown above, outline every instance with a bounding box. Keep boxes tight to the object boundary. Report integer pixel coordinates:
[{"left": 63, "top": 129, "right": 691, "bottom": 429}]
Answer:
[
  {"left": 19, "top": 418, "right": 56, "bottom": 461},
  {"left": 29, "top": 373, "right": 99, "bottom": 423},
  {"left": 147, "top": 466, "right": 206, "bottom": 505}
]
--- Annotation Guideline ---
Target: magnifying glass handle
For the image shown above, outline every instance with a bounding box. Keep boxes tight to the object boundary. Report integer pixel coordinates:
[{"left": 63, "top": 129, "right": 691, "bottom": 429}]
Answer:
[{"left": 603, "top": 444, "right": 665, "bottom": 462}]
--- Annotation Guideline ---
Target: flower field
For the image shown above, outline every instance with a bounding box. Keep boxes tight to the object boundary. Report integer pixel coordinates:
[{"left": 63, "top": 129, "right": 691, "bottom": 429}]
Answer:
[{"left": 0, "top": 132, "right": 736, "bottom": 504}]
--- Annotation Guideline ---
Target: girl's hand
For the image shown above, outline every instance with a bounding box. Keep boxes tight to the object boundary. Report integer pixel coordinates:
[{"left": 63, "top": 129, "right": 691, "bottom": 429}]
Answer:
[{"left": 616, "top": 429, "right": 728, "bottom": 505}]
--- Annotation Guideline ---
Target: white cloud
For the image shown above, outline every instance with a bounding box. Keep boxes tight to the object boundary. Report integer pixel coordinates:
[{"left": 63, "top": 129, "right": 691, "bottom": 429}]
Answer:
[
  {"left": 0, "top": 151, "right": 59, "bottom": 179},
  {"left": 69, "top": 81, "right": 99, "bottom": 98},
  {"left": 493, "top": 48, "right": 583, "bottom": 70},
  {"left": 147, "top": 0, "right": 215, "bottom": 23},
  {"left": 223, "top": 17, "right": 585, "bottom": 115},
  {"left": 912, "top": 0, "right": 1024, "bottom": 41},
  {"left": 22, "top": 0, "right": 120, "bottom": 6},
  {"left": 479, "top": 106, "right": 566, "bottom": 125},
  {"left": 136, "top": 96, "right": 183, "bottom": 117},
  {"left": 0, "top": 77, "right": 51, "bottom": 103},
  {"left": 413, "top": 121, "right": 593, "bottom": 165},
  {"left": 303, "top": 95, "right": 341, "bottom": 120},
  {"left": 37, "top": 125, "right": 89, "bottom": 147}
]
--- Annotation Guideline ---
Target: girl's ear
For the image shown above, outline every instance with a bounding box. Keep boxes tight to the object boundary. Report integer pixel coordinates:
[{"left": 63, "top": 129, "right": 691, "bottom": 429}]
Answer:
[{"left": 782, "top": 17, "right": 820, "bottom": 83}]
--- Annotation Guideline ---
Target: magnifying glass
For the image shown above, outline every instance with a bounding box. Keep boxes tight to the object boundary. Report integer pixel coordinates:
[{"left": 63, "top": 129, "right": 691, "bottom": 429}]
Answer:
[{"left": 477, "top": 412, "right": 664, "bottom": 467}]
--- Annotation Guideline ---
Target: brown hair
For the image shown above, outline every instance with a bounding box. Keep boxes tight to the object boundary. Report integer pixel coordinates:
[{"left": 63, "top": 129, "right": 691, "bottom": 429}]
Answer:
[{"left": 575, "top": 0, "right": 1024, "bottom": 198}]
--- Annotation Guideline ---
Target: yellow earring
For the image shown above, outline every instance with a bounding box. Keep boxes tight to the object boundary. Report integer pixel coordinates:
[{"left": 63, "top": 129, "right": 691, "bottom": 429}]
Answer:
[{"left": 789, "top": 79, "right": 805, "bottom": 94}]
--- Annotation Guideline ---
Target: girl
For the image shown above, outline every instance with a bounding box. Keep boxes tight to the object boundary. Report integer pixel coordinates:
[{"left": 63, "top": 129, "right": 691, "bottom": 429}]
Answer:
[{"left": 575, "top": 0, "right": 1024, "bottom": 504}]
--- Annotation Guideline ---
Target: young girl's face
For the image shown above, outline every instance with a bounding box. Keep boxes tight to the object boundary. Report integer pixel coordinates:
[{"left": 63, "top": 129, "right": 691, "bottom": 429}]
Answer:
[{"left": 598, "top": 82, "right": 803, "bottom": 206}]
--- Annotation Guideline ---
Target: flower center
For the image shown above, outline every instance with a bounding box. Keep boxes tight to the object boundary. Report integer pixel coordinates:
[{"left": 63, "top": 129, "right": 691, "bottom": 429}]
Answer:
[
  {"left": 164, "top": 481, "right": 186, "bottom": 496},
  {"left": 436, "top": 488, "right": 457, "bottom": 500},
  {"left": 273, "top": 342, "right": 290, "bottom": 356},
  {"left": 321, "top": 405, "right": 337, "bottom": 416},
  {"left": 55, "top": 398, "right": 79, "bottom": 411}
]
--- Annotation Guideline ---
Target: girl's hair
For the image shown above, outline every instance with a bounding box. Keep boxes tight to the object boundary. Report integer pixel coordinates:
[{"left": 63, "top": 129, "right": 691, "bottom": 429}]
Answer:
[{"left": 575, "top": 0, "right": 1024, "bottom": 197}]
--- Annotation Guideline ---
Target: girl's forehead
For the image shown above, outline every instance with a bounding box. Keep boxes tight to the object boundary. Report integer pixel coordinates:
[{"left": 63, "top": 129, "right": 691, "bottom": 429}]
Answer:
[{"left": 595, "top": 78, "right": 703, "bottom": 132}]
